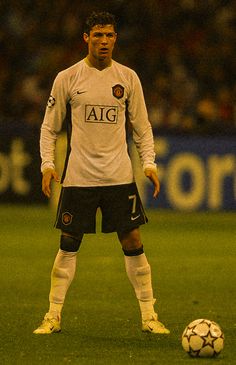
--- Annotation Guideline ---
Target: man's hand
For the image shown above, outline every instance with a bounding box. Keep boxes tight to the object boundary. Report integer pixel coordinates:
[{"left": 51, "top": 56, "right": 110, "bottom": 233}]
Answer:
[
  {"left": 144, "top": 168, "right": 160, "bottom": 199},
  {"left": 42, "top": 169, "right": 60, "bottom": 198}
]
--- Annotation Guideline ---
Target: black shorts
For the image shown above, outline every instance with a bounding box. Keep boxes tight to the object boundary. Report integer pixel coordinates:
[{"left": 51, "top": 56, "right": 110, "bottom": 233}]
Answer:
[{"left": 55, "top": 183, "right": 148, "bottom": 235}]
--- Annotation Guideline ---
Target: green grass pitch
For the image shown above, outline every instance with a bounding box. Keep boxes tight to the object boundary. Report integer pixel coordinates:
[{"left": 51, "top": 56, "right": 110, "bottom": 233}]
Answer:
[{"left": 0, "top": 205, "right": 235, "bottom": 364}]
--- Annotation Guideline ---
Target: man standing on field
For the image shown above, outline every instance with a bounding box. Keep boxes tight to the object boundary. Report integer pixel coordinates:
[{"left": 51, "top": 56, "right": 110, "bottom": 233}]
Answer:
[{"left": 34, "top": 11, "right": 169, "bottom": 335}]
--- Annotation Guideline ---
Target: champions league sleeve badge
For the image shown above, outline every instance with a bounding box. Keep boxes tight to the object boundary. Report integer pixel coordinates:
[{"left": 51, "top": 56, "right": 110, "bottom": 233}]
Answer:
[
  {"left": 47, "top": 95, "right": 56, "bottom": 108},
  {"left": 112, "top": 84, "right": 124, "bottom": 99}
]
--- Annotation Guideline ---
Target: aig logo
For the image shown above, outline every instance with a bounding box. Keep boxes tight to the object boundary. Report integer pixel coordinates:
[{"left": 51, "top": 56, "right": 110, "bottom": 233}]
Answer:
[{"left": 85, "top": 105, "right": 118, "bottom": 124}]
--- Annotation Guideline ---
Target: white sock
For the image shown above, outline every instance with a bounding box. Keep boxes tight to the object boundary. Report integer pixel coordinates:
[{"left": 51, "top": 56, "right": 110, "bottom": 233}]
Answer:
[
  {"left": 48, "top": 249, "right": 77, "bottom": 319},
  {"left": 124, "top": 253, "right": 156, "bottom": 320}
]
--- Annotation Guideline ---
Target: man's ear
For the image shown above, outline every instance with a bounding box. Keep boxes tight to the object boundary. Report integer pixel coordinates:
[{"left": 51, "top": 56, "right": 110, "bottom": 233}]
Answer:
[{"left": 83, "top": 33, "right": 89, "bottom": 43}]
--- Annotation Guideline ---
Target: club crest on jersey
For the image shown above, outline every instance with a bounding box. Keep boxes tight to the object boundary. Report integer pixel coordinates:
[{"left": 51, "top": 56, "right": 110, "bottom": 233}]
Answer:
[
  {"left": 62, "top": 212, "right": 73, "bottom": 225},
  {"left": 112, "top": 84, "right": 124, "bottom": 99},
  {"left": 47, "top": 95, "right": 56, "bottom": 108}
]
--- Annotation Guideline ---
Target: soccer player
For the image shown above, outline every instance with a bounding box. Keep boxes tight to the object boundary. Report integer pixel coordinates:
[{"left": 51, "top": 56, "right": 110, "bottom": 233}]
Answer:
[{"left": 34, "top": 11, "right": 169, "bottom": 335}]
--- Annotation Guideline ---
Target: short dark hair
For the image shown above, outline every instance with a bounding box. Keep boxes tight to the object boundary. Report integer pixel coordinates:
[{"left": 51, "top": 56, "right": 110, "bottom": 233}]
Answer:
[{"left": 84, "top": 11, "right": 117, "bottom": 34}]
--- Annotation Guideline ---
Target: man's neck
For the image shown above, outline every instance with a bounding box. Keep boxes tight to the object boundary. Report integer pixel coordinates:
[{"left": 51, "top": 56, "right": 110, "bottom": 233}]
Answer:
[{"left": 85, "top": 55, "right": 112, "bottom": 71}]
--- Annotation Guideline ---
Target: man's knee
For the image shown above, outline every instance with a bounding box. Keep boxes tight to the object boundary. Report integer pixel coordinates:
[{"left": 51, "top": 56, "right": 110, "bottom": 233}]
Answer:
[
  {"left": 118, "top": 228, "right": 143, "bottom": 253},
  {"left": 60, "top": 234, "right": 83, "bottom": 252}
]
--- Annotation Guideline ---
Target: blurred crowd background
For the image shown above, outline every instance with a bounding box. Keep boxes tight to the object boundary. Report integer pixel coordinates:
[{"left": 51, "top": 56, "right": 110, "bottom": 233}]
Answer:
[{"left": 0, "top": 0, "right": 235, "bottom": 135}]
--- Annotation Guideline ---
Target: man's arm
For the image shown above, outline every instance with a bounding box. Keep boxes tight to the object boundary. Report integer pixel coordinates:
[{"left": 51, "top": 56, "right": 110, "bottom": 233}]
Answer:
[
  {"left": 127, "top": 72, "right": 160, "bottom": 198},
  {"left": 40, "top": 71, "right": 68, "bottom": 197}
]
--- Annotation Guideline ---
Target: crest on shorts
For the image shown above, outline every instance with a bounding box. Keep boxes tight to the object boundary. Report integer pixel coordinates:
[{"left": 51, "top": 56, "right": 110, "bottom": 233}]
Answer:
[
  {"left": 62, "top": 212, "right": 73, "bottom": 225},
  {"left": 112, "top": 84, "right": 124, "bottom": 99}
]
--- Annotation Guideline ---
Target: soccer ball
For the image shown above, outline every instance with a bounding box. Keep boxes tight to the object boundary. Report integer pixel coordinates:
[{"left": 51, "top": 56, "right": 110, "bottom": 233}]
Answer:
[{"left": 182, "top": 319, "right": 224, "bottom": 358}]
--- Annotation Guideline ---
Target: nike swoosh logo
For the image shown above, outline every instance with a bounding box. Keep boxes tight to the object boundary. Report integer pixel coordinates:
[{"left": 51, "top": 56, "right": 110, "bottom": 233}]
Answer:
[
  {"left": 77, "top": 90, "right": 87, "bottom": 94},
  {"left": 131, "top": 214, "right": 140, "bottom": 221}
]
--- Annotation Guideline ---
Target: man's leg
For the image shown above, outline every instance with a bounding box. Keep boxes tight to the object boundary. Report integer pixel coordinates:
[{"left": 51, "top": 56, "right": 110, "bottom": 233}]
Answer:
[
  {"left": 33, "top": 232, "right": 83, "bottom": 334},
  {"left": 118, "top": 228, "right": 169, "bottom": 334}
]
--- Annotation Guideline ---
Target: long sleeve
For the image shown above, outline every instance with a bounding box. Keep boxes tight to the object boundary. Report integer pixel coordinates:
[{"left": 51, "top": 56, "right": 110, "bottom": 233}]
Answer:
[
  {"left": 40, "top": 72, "right": 69, "bottom": 173},
  {"left": 127, "top": 73, "right": 156, "bottom": 171}
]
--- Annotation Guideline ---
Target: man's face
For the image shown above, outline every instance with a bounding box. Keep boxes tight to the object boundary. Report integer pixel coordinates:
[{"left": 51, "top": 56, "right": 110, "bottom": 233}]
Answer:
[{"left": 83, "top": 24, "right": 117, "bottom": 62}]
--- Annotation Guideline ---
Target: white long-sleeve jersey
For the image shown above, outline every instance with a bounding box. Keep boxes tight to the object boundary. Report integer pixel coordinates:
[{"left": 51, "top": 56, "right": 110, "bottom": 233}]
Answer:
[{"left": 40, "top": 58, "right": 156, "bottom": 187}]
